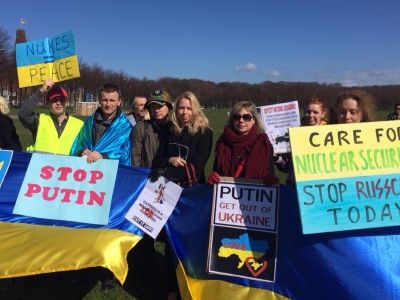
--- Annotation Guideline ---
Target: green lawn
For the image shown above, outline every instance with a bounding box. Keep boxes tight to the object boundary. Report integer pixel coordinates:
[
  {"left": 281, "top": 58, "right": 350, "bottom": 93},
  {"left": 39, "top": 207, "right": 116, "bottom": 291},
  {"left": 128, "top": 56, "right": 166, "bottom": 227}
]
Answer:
[{"left": 2, "top": 107, "right": 392, "bottom": 299}]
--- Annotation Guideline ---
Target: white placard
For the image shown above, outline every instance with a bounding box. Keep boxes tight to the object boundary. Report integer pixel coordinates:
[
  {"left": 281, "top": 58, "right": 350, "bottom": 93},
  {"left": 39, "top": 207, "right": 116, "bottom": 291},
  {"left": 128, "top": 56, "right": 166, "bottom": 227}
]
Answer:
[
  {"left": 207, "top": 179, "right": 279, "bottom": 282},
  {"left": 259, "top": 100, "right": 301, "bottom": 153},
  {"left": 213, "top": 181, "right": 278, "bottom": 231},
  {"left": 125, "top": 177, "right": 183, "bottom": 239}
]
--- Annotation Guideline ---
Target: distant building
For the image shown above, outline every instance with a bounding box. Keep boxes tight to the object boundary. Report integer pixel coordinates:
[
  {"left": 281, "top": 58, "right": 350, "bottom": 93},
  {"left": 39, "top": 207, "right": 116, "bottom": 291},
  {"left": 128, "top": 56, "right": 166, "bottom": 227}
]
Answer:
[{"left": 16, "top": 29, "right": 27, "bottom": 44}]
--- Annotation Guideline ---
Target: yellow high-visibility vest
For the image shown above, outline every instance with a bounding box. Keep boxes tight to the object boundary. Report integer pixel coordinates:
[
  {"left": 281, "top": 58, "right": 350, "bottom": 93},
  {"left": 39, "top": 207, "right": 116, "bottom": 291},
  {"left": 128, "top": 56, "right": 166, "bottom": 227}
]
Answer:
[{"left": 27, "top": 114, "right": 83, "bottom": 155}]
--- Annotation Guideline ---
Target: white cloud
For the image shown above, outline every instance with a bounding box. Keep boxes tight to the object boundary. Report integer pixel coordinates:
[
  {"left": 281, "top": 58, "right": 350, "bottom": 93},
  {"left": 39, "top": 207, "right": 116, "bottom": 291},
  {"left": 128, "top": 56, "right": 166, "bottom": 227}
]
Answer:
[
  {"left": 345, "top": 69, "right": 400, "bottom": 86},
  {"left": 312, "top": 68, "right": 400, "bottom": 86},
  {"left": 269, "top": 69, "right": 281, "bottom": 77},
  {"left": 235, "top": 63, "right": 257, "bottom": 72},
  {"left": 263, "top": 69, "right": 282, "bottom": 79},
  {"left": 340, "top": 79, "right": 359, "bottom": 87}
]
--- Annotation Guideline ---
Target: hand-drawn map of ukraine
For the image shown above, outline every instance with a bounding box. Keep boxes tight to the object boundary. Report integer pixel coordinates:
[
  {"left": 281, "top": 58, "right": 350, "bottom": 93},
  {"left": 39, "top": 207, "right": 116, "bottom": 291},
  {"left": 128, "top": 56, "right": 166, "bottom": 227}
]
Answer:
[{"left": 218, "top": 233, "right": 269, "bottom": 268}]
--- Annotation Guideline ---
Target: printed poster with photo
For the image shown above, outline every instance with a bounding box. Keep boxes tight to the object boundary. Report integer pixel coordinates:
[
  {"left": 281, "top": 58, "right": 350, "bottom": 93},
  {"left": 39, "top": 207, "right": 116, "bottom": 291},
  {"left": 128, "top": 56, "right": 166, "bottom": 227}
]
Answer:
[
  {"left": 259, "top": 100, "right": 301, "bottom": 153},
  {"left": 125, "top": 176, "right": 182, "bottom": 239}
]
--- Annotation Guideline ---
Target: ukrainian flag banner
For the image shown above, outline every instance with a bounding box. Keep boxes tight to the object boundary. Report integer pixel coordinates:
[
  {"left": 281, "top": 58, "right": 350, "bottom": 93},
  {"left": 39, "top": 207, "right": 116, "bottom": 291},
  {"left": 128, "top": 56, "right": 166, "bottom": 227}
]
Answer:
[
  {"left": 2, "top": 151, "right": 400, "bottom": 297},
  {"left": 0, "top": 151, "right": 146, "bottom": 283},
  {"left": 16, "top": 31, "right": 80, "bottom": 88},
  {"left": 165, "top": 183, "right": 400, "bottom": 299}
]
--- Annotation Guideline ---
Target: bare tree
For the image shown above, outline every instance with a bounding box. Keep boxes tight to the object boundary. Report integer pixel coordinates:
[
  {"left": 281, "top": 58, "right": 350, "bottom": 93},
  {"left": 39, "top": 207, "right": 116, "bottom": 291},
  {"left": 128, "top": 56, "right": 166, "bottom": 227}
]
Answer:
[{"left": 0, "top": 27, "right": 13, "bottom": 94}]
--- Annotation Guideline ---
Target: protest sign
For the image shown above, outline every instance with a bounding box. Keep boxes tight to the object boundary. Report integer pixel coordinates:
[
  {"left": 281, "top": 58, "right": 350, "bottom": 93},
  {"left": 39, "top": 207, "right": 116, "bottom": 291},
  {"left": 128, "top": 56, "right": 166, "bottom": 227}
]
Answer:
[
  {"left": 259, "top": 101, "right": 301, "bottom": 153},
  {"left": 290, "top": 120, "right": 400, "bottom": 234},
  {"left": 16, "top": 31, "right": 80, "bottom": 88},
  {"left": 208, "top": 178, "right": 279, "bottom": 282},
  {"left": 125, "top": 176, "right": 182, "bottom": 239},
  {"left": 13, "top": 153, "right": 118, "bottom": 225},
  {"left": 0, "top": 150, "right": 13, "bottom": 188}
]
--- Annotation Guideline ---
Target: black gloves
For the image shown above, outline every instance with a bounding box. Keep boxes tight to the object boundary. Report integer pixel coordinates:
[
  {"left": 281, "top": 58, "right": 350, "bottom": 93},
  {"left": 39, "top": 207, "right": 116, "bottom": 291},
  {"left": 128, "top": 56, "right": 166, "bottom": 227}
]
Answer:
[{"left": 149, "top": 168, "right": 165, "bottom": 182}]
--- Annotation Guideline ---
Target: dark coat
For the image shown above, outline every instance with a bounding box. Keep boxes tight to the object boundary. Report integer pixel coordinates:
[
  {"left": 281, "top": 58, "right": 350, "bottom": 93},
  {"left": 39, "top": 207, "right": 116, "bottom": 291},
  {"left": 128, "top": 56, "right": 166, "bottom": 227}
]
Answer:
[
  {"left": 154, "top": 126, "right": 213, "bottom": 185},
  {"left": 0, "top": 113, "right": 22, "bottom": 151}
]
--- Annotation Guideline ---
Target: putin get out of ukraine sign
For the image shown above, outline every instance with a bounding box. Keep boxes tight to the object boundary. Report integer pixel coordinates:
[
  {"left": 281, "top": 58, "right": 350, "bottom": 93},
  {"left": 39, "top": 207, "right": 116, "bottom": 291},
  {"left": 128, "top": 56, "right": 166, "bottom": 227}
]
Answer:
[
  {"left": 289, "top": 121, "right": 400, "bottom": 234},
  {"left": 16, "top": 31, "right": 80, "bottom": 88}
]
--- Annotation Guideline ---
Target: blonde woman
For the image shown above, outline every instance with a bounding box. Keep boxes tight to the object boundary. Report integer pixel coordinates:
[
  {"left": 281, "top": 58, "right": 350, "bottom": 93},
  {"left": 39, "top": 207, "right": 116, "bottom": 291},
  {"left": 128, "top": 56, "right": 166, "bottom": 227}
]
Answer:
[
  {"left": 150, "top": 91, "right": 213, "bottom": 300},
  {"left": 153, "top": 90, "right": 213, "bottom": 185},
  {"left": 0, "top": 96, "right": 22, "bottom": 150}
]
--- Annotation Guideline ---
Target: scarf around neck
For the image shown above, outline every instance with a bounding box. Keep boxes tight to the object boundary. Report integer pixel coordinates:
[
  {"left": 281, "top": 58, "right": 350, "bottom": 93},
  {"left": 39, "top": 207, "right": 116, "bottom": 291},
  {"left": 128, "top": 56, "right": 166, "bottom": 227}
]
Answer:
[{"left": 214, "top": 125, "right": 272, "bottom": 179}]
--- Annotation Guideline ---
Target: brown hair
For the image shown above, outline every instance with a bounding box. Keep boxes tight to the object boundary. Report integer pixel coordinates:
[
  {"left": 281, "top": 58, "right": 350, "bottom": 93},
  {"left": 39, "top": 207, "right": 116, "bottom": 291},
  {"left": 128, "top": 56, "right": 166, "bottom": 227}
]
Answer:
[
  {"left": 99, "top": 83, "right": 121, "bottom": 99},
  {"left": 336, "top": 90, "right": 376, "bottom": 122}
]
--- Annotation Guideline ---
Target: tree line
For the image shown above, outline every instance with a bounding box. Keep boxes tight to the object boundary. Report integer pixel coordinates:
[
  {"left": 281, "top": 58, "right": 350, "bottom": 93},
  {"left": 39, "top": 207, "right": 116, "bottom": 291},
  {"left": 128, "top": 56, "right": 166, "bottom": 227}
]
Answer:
[{"left": 1, "top": 27, "right": 400, "bottom": 110}]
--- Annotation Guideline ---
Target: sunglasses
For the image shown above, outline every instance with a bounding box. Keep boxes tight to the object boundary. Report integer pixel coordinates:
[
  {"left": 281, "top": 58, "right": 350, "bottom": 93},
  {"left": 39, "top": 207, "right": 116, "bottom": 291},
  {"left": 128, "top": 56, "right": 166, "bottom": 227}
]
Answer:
[
  {"left": 148, "top": 102, "right": 165, "bottom": 109},
  {"left": 49, "top": 96, "right": 66, "bottom": 103},
  {"left": 233, "top": 114, "right": 253, "bottom": 122}
]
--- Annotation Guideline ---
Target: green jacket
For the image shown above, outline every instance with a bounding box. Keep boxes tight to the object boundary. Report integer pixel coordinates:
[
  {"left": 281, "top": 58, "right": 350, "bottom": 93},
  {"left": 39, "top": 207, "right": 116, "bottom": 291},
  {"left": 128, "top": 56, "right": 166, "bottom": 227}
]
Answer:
[{"left": 131, "top": 119, "right": 170, "bottom": 168}]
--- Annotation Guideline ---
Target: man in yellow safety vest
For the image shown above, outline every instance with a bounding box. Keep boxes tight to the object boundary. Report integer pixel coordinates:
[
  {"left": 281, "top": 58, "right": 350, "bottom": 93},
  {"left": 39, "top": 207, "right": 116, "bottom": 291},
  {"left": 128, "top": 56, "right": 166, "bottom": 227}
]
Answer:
[{"left": 19, "top": 79, "right": 83, "bottom": 155}]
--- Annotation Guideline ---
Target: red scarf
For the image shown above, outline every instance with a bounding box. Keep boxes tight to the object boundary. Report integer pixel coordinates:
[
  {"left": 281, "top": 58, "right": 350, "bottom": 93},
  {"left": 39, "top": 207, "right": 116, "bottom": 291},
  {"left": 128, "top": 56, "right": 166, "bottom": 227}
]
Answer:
[{"left": 214, "top": 126, "right": 273, "bottom": 179}]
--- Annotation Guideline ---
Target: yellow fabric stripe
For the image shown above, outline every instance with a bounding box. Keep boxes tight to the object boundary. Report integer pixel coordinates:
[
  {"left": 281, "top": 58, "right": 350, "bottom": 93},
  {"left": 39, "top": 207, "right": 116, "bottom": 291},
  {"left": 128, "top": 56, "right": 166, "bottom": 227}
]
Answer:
[
  {"left": 0, "top": 222, "right": 141, "bottom": 283},
  {"left": 17, "top": 55, "right": 80, "bottom": 88},
  {"left": 176, "top": 261, "right": 289, "bottom": 300}
]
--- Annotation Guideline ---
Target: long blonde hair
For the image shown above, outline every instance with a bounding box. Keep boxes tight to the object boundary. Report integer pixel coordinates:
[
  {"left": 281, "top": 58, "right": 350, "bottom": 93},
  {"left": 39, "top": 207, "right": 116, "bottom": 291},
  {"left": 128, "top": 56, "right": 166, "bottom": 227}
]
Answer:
[
  {"left": 0, "top": 96, "right": 10, "bottom": 115},
  {"left": 171, "top": 91, "right": 209, "bottom": 135}
]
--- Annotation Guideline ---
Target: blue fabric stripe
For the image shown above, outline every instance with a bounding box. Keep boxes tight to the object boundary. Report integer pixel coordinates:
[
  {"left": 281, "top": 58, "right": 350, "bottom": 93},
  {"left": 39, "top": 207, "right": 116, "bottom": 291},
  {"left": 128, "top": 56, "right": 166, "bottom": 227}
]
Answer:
[
  {"left": 16, "top": 31, "right": 76, "bottom": 67},
  {"left": 166, "top": 184, "right": 400, "bottom": 299},
  {"left": 0, "top": 151, "right": 143, "bottom": 235}
]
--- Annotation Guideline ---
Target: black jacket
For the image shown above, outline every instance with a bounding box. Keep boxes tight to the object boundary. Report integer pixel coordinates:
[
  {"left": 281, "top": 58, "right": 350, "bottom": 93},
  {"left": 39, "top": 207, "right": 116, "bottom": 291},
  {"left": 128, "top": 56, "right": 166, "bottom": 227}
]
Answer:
[
  {"left": 0, "top": 113, "right": 22, "bottom": 151},
  {"left": 154, "top": 125, "right": 213, "bottom": 185}
]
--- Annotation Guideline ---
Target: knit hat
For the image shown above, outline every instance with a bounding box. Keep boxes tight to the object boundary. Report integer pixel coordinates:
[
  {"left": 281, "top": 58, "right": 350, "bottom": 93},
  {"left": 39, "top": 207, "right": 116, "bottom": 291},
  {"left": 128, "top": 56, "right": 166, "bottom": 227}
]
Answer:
[
  {"left": 47, "top": 86, "right": 68, "bottom": 101},
  {"left": 145, "top": 89, "right": 173, "bottom": 110}
]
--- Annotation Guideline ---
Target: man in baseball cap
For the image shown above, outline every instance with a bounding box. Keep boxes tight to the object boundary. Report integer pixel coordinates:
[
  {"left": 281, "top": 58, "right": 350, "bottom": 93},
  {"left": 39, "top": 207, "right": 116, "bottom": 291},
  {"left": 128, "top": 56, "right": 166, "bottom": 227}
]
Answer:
[
  {"left": 46, "top": 86, "right": 68, "bottom": 101},
  {"left": 19, "top": 78, "right": 83, "bottom": 154}
]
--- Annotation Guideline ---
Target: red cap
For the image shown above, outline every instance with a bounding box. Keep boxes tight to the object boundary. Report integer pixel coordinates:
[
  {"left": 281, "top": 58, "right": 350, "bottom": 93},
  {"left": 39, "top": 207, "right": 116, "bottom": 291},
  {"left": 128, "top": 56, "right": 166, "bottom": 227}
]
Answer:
[{"left": 47, "top": 87, "right": 68, "bottom": 101}]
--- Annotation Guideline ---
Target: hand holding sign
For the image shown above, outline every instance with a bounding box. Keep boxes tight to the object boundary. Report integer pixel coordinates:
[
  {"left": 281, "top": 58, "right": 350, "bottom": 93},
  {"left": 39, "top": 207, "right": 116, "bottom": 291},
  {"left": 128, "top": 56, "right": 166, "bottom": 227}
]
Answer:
[{"left": 40, "top": 78, "right": 55, "bottom": 93}]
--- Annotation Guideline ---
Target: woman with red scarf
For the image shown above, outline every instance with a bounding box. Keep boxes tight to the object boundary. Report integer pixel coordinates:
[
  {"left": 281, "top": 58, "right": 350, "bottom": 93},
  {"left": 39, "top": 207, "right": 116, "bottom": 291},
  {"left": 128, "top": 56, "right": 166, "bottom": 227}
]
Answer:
[{"left": 208, "top": 101, "right": 277, "bottom": 184}]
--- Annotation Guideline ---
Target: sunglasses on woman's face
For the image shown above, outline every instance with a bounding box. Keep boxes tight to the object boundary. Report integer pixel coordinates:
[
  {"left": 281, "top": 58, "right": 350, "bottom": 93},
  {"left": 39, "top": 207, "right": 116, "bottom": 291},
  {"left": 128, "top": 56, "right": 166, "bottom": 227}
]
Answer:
[{"left": 233, "top": 114, "right": 253, "bottom": 122}]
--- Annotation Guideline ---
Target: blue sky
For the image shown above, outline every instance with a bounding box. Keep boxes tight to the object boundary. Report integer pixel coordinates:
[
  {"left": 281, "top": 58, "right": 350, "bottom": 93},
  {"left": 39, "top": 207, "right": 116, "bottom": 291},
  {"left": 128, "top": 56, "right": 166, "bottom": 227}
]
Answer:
[{"left": 2, "top": 0, "right": 400, "bottom": 86}]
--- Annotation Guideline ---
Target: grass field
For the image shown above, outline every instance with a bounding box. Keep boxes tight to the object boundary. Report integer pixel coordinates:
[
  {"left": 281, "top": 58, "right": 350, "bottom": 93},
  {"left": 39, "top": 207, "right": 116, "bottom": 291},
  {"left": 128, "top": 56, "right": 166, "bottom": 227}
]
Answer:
[{"left": 2, "top": 106, "right": 392, "bottom": 299}]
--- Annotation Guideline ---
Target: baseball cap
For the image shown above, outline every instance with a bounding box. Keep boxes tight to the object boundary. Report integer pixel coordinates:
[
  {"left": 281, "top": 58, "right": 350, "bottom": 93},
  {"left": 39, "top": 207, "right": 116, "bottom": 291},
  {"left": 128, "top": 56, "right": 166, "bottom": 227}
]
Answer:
[
  {"left": 145, "top": 89, "right": 173, "bottom": 110},
  {"left": 47, "top": 86, "right": 68, "bottom": 101}
]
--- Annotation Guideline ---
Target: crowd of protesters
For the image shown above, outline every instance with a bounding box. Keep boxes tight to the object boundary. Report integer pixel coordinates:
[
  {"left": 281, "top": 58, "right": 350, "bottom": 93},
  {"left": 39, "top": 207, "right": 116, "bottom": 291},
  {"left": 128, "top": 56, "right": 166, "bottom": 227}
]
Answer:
[{"left": 1, "top": 78, "right": 385, "bottom": 299}]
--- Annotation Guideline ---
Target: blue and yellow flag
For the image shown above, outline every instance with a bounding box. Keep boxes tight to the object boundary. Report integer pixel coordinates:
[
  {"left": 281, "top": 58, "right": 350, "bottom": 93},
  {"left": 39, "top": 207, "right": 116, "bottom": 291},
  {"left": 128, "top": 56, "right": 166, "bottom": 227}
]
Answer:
[
  {"left": 165, "top": 185, "right": 400, "bottom": 299},
  {"left": 2, "top": 151, "right": 400, "bottom": 297},
  {"left": 0, "top": 151, "right": 145, "bottom": 283}
]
